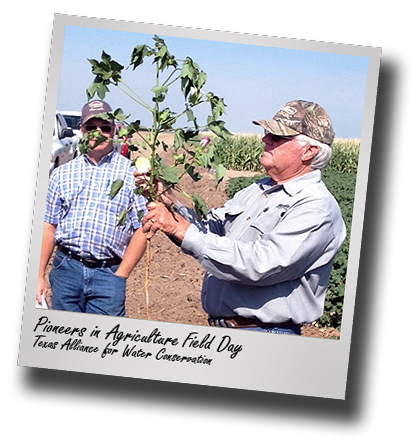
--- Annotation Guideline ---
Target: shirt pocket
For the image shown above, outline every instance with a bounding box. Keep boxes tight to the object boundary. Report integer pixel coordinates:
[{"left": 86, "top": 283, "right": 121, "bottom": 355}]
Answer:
[
  {"left": 223, "top": 203, "right": 245, "bottom": 234},
  {"left": 250, "top": 207, "right": 287, "bottom": 234}
]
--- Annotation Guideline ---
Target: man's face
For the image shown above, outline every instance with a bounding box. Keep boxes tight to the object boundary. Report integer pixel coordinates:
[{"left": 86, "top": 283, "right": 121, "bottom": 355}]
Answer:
[
  {"left": 259, "top": 133, "right": 305, "bottom": 182},
  {"left": 259, "top": 132, "right": 319, "bottom": 182},
  {"left": 81, "top": 118, "right": 115, "bottom": 152}
]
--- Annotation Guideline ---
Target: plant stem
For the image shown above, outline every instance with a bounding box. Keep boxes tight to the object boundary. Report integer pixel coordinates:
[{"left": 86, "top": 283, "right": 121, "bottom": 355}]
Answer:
[
  {"left": 141, "top": 59, "right": 163, "bottom": 319},
  {"left": 144, "top": 239, "right": 151, "bottom": 319},
  {"left": 162, "top": 70, "right": 181, "bottom": 87},
  {"left": 117, "top": 82, "right": 153, "bottom": 112}
]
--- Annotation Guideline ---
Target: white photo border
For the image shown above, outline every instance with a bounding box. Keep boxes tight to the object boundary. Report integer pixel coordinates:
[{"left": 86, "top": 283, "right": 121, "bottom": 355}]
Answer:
[{"left": 18, "top": 13, "right": 381, "bottom": 400}]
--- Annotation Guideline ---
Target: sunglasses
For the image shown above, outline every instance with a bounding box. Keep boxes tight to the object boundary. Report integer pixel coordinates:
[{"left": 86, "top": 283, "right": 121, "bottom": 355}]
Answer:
[
  {"left": 264, "top": 131, "right": 291, "bottom": 142},
  {"left": 85, "top": 124, "right": 113, "bottom": 133}
]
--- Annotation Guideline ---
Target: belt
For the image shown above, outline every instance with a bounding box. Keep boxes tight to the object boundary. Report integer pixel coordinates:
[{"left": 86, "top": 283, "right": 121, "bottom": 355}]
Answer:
[
  {"left": 208, "top": 316, "right": 297, "bottom": 329},
  {"left": 57, "top": 245, "right": 121, "bottom": 268}
]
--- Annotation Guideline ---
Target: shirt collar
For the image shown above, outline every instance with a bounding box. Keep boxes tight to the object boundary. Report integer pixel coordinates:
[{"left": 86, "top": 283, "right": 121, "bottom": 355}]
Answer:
[
  {"left": 262, "top": 170, "right": 322, "bottom": 196},
  {"left": 83, "top": 148, "right": 116, "bottom": 166}
]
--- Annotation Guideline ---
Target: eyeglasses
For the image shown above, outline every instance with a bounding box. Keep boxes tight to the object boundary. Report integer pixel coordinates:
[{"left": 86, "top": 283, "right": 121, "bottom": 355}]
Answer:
[{"left": 85, "top": 124, "right": 113, "bottom": 133}]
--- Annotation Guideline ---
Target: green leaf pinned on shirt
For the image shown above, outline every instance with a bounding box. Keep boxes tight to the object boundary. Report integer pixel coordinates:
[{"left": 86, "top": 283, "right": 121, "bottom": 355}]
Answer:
[
  {"left": 109, "top": 179, "right": 124, "bottom": 199},
  {"left": 117, "top": 209, "right": 127, "bottom": 226}
]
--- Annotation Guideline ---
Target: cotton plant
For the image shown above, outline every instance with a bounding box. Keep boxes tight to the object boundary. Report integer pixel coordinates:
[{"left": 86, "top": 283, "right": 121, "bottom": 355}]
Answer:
[
  {"left": 83, "top": 35, "right": 230, "bottom": 217},
  {"left": 83, "top": 35, "right": 231, "bottom": 317}
]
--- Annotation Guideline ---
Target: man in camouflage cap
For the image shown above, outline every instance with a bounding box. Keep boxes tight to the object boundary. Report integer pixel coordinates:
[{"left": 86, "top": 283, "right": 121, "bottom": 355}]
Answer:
[{"left": 136, "top": 99, "right": 346, "bottom": 336}]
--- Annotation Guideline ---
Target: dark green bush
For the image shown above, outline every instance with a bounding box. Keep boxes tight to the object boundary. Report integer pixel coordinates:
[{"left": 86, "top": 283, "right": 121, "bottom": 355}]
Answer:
[{"left": 319, "top": 169, "right": 356, "bottom": 328}]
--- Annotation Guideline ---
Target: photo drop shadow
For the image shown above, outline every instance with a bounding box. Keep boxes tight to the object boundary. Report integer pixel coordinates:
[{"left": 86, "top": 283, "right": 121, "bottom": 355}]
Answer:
[{"left": 21, "top": 59, "right": 395, "bottom": 421}]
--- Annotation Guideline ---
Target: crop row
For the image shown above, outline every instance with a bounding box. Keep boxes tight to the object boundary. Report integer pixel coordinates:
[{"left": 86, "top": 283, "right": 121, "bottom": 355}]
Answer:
[{"left": 211, "top": 134, "right": 360, "bottom": 174}]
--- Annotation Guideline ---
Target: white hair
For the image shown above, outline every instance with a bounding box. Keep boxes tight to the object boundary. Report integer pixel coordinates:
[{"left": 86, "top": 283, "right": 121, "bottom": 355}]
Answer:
[{"left": 294, "top": 134, "right": 333, "bottom": 170}]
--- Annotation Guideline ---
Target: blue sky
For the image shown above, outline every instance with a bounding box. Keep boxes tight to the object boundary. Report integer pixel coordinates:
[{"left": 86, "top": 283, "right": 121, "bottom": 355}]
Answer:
[{"left": 57, "top": 26, "right": 369, "bottom": 138}]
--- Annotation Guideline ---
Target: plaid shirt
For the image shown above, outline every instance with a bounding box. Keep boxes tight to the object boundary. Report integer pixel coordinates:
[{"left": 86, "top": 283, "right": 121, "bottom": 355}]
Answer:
[{"left": 45, "top": 150, "right": 147, "bottom": 260}]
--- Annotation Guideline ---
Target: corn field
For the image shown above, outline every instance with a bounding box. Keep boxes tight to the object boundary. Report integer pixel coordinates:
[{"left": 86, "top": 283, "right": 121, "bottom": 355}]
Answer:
[{"left": 211, "top": 134, "right": 360, "bottom": 174}]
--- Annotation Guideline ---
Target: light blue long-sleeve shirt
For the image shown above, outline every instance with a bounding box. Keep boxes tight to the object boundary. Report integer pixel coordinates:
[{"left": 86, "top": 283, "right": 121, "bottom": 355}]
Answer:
[{"left": 179, "top": 170, "right": 346, "bottom": 324}]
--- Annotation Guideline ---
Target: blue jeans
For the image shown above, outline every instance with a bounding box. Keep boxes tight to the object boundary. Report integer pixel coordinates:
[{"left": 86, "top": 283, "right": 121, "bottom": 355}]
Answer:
[
  {"left": 49, "top": 249, "right": 126, "bottom": 316},
  {"left": 240, "top": 325, "right": 301, "bottom": 335}
]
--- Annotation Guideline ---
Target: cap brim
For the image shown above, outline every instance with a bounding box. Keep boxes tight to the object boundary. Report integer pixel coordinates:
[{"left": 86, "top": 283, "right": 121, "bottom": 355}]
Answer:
[
  {"left": 253, "top": 119, "right": 300, "bottom": 137},
  {"left": 81, "top": 113, "right": 114, "bottom": 125}
]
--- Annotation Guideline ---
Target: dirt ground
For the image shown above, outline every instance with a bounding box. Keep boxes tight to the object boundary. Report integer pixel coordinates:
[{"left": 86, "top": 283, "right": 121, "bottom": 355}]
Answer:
[{"left": 123, "top": 133, "right": 341, "bottom": 339}]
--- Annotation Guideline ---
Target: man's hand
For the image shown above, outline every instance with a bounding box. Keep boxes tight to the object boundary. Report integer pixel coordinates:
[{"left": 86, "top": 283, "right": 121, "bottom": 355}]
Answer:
[
  {"left": 133, "top": 170, "right": 175, "bottom": 205},
  {"left": 36, "top": 276, "right": 49, "bottom": 304},
  {"left": 36, "top": 222, "right": 56, "bottom": 306},
  {"left": 142, "top": 202, "right": 190, "bottom": 243},
  {"left": 113, "top": 229, "right": 148, "bottom": 279}
]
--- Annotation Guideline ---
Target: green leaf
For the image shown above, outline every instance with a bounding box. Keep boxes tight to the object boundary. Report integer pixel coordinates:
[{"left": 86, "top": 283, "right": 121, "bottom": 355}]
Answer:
[
  {"left": 130, "top": 44, "right": 151, "bottom": 69},
  {"left": 128, "top": 120, "right": 143, "bottom": 133},
  {"left": 117, "top": 209, "right": 128, "bottom": 226},
  {"left": 181, "top": 57, "right": 196, "bottom": 79},
  {"left": 186, "top": 108, "right": 196, "bottom": 123},
  {"left": 184, "top": 163, "right": 202, "bottom": 182},
  {"left": 174, "top": 129, "right": 185, "bottom": 149},
  {"left": 183, "top": 129, "right": 199, "bottom": 144},
  {"left": 86, "top": 82, "right": 97, "bottom": 101},
  {"left": 207, "top": 93, "right": 227, "bottom": 119},
  {"left": 159, "top": 164, "right": 180, "bottom": 185},
  {"left": 112, "top": 108, "right": 130, "bottom": 123},
  {"left": 188, "top": 87, "right": 203, "bottom": 105},
  {"left": 79, "top": 130, "right": 107, "bottom": 151},
  {"left": 137, "top": 210, "right": 145, "bottom": 222},
  {"left": 180, "top": 57, "right": 200, "bottom": 98},
  {"left": 77, "top": 134, "right": 90, "bottom": 154},
  {"left": 157, "top": 108, "right": 176, "bottom": 130},
  {"left": 192, "top": 193, "right": 208, "bottom": 220},
  {"left": 151, "top": 36, "right": 177, "bottom": 71},
  {"left": 215, "top": 163, "right": 227, "bottom": 187},
  {"left": 96, "top": 83, "right": 108, "bottom": 100},
  {"left": 207, "top": 117, "right": 231, "bottom": 139},
  {"left": 151, "top": 85, "right": 168, "bottom": 103},
  {"left": 90, "top": 52, "right": 123, "bottom": 85},
  {"left": 86, "top": 81, "right": 109, "bottom": 101},
  {"left": 108, "top": 179, "right": 124, "bottom": 199},
  {"left": 118, "top": 126, "right": 129, "bottom": 138},
  {"left": 173, "top": 153, "right": 186, "bottom": 164},
  {"left": 197, "top": 71, "right": 207, "bottom": 90},
  {"left": 195, "top": 151, "right": 211, "bottom": 169}
]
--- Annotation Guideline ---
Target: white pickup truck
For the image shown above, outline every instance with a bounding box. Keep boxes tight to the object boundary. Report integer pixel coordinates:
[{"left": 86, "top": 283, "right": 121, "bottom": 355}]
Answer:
[
  {"left": 60, "top": 110, "right": 82, "bottom": 138},
  {"left": 50, "top": 113, "right": 80, "bottom": 175}
]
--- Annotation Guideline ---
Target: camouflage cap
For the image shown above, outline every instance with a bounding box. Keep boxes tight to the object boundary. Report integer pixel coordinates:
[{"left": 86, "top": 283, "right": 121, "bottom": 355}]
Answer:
[
  {"left": 253, "top": 100, "right": 335, "bottom": 145},
  {"left": 81, "top": 100, "right": 113, "bottom": 125}
]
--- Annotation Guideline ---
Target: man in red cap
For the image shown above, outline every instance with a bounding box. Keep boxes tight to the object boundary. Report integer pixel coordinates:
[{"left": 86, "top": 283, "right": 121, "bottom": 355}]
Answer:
[
  {"left": 37, "top": 100, "right": 148, "bottom": 316},
  {"left": 137, "top": 100, "right": 346, "bottom": 334}
]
